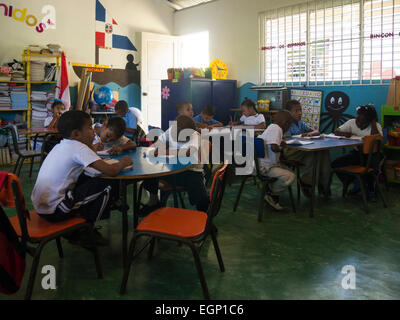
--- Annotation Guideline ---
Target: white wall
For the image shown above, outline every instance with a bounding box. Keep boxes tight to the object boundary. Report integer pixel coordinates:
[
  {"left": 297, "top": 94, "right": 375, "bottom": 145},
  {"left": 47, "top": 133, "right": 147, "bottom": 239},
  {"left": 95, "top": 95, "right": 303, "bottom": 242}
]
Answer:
[
  {"left": 0, "top": 0, "right": 174, "bottom": 83},
  {"left": 174, "top": 0, "right": 306, "bottom": 86}
]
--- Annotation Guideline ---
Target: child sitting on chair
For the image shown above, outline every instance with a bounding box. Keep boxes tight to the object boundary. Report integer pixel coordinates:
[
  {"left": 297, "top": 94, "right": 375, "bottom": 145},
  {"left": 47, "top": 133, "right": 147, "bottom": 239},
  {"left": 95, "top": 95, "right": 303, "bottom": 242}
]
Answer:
[
  {"left": 230, "top": 98, "right": 266, "bottom": 130},
  {"left": 44, "top": 100, "right": 66, "bottom": 129},
  {"left": 258, "top": 110, "right": 295, "bottom": 211},
  {"left": 332, "top": 104, "right": 382, "bottom": 201},
  {"left": 193, "top": 104, "right": 222, "bottom": 130},
  {"left": 32, "top": 110, "right": 132, "bottom": 246},
  {"left": 92, "top": 117, "right": 137, "bottom": 155},
  {"left": 283, "top": 100, "right": 332, "bottom": 198}
]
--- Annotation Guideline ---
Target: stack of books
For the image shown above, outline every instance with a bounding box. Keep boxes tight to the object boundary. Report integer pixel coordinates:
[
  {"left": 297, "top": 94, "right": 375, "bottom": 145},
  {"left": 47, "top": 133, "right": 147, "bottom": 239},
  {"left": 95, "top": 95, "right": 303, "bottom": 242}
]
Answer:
[
  {"left": 10, "top": 91, "right": 28, "bottom": 109},
  {"left": 44, "top": 64, "right": 58, "bottom": 81},
  {"left": 31, "top": 91, "right": 51, "bottom": 123},
  {"left": 30, "top": 61, "right": 46, "bottom": 81},
  {"left": 11, "top": 70, "right": 25, "bottom": 81},
  {"left": 0, "top": 83, "right": 11, "bottom": 109}
]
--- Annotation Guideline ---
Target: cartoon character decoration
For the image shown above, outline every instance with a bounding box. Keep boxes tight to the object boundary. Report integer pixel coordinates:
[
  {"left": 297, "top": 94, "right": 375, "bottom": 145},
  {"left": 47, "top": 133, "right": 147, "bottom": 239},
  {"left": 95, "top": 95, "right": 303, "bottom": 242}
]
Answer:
[{"left": 320, "top": 91, "right": 354, "bottom": 133}]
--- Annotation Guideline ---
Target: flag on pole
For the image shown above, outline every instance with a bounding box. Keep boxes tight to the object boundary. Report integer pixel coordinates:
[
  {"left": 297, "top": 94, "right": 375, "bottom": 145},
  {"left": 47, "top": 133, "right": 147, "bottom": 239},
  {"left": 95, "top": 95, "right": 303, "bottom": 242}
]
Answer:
[{"left": 55, "top": 52, "right": 71, "bottom": 109}]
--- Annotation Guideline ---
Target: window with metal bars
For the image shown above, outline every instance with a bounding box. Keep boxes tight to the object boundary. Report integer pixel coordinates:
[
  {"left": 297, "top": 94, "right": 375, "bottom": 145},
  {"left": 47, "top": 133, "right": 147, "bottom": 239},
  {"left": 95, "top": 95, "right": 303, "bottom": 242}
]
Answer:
[{"left": 260, "top": 0, "right": 400, "bottom": 86}]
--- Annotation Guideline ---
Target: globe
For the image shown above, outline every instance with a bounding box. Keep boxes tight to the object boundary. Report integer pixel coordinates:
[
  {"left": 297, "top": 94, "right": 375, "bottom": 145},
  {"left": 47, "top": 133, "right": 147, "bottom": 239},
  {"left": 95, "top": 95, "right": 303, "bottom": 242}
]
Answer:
[{"left": 93, "top": 86, "right": 113, "bottom": 105}]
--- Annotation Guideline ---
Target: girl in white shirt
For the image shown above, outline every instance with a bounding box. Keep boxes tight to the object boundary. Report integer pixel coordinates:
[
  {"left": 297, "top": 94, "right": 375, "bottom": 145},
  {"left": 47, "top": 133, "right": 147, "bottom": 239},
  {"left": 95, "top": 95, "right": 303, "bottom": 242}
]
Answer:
[{"left": 230, "top": 98, "right": 266, "bottom": 130}]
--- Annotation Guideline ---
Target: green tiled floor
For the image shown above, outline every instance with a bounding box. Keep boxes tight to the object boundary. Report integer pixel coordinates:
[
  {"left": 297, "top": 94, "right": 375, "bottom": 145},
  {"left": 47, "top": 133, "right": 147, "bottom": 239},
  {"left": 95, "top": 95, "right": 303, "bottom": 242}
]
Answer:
[{"left": 1, "top": 163, "right": 400, "bottom": 300}]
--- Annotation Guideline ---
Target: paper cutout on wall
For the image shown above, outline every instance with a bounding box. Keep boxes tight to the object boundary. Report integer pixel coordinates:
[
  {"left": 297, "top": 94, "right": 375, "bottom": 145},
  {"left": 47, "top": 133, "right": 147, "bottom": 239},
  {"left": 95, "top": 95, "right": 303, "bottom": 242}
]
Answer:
[{"left": 320, "top": 91, "right": 354, "bottom": 133}]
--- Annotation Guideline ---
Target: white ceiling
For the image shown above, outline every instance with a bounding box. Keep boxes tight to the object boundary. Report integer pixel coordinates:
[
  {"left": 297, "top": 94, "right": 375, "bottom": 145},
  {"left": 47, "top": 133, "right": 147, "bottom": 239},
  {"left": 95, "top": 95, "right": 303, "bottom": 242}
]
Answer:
[{"left": 165, "top": 0, "right": 216, "bottom": 10}]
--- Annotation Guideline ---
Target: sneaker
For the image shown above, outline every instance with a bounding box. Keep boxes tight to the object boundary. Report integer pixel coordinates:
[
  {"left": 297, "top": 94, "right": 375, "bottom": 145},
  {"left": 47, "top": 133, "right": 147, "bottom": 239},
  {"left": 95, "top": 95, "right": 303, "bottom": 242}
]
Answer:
[{"left": 264, "top": 194, "right": 284, "bottom": 211}]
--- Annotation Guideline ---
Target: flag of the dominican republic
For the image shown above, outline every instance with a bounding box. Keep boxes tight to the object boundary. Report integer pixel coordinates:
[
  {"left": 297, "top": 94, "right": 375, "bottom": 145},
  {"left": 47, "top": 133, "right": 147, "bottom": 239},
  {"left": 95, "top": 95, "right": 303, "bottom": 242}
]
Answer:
[
  {"left": 55, "top": 52, "right": 71, "bottom": 109},
  {"left": 95, "top": 0, "right": 137, "bottom": 52}
]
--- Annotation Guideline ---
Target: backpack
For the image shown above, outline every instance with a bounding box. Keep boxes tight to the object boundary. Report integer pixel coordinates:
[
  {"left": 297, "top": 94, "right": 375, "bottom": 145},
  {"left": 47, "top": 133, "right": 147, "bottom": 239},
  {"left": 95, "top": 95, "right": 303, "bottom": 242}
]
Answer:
[{"left": 0, "top": 204, "right": 26, "bottom": 295}]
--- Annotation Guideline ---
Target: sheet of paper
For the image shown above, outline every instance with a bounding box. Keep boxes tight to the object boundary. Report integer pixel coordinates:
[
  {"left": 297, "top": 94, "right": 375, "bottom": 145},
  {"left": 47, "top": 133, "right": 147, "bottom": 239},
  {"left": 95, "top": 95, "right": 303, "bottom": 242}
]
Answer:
[
  {"left": 84, "top": 158, "right": 132, "bottom": 177},
  {"left": 97, "top": 149, "right": 111, "bottom": 155},
  {"left": 292, "top": 134, "right": 321, "bottom": 139},
  {"left": 286, "top": 139, "right": 314, "bottom": 145},
  {"left": 322, "top": 133, "right": 362, "bottom": 141}
]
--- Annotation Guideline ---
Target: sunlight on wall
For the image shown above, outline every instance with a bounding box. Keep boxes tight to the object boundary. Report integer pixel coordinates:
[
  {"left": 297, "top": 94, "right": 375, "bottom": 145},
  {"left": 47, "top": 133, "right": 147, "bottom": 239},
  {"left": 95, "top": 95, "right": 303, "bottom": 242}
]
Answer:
[{"left": 179, "top": 31, "right": 209, "bottom": 68}]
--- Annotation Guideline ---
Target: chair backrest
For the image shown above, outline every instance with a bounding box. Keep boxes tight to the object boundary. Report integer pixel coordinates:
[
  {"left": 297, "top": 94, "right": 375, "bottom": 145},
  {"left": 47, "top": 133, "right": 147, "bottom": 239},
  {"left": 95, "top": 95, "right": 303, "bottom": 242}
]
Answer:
[
  {"left": 207, "top": 163, "right": 229, "bottom": 223},
  {"left": 363, "top": 134, "right": 382, "bottom": 154},
  {"left": 0, "top": 172, "right": 29, "bottom": 245},
  {"left": 9, "top": 126, "right": 21, "bottom": 156}
]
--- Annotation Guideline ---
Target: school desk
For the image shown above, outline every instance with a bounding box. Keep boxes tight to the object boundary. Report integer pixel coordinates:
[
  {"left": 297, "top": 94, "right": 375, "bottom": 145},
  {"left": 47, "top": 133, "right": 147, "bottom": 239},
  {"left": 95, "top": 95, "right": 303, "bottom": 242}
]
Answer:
[
  {"left": 285, "top": 137, "right": 363, "bottom": 218},
  {"left": 102, "top": 147, "right": 194, "bottom": 266}
]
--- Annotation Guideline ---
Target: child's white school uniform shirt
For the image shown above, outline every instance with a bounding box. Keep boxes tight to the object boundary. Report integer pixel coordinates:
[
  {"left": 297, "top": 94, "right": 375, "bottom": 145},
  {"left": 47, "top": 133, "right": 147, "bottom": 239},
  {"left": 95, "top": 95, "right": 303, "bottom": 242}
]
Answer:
[
  {"left": 92, "top": 123, "right": 131, "bottom": 149},
  {"left": 240, "top": 114, "right": 265, "bottom": 126},
  {"left": 44, "top": 116, "right": 53, "bottom": 127},
  {"left": 31, "top": 139, "right": 101, "bottom": 214},
  {"left": 337, "top": 119, "right": 383, "bottom": 137},
  {"left": 258, "top": 124, "right": 283, "bottom": 169}
]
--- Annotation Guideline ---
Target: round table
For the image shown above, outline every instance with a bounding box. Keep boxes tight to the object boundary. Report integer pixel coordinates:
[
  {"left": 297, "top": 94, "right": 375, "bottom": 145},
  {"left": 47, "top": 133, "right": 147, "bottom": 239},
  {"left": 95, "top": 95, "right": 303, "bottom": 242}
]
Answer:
[{"left": 102, "top": 147, "right": 195, "bottom": 266}]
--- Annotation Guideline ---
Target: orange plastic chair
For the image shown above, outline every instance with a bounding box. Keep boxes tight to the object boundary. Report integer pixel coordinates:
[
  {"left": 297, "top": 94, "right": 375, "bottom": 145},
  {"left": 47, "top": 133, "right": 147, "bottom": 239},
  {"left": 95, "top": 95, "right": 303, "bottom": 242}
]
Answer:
[
  {"left": 333, "top": 134, "right": 387, "bottom": 213},
  {"left": 120, "top": 163, "right": 229, "bottom": 300},
  {"left": 0, "top": 172, "right": 103, "bottom": 300}
]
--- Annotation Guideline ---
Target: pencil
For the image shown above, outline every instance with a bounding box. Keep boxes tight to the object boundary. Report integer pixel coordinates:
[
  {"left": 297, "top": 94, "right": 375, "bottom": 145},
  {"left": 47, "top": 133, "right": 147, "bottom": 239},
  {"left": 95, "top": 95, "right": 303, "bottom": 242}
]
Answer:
[{"left": 95, "top": 133, "right": 103, "bottom": 144}]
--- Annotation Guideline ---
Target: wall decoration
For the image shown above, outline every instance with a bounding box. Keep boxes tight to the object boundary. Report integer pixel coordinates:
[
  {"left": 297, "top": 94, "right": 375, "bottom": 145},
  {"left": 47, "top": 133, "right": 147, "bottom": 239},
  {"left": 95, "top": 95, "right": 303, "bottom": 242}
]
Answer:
[
  {"left": 161, "top": 86, "right": 170, "bottom": 100},
  {"left": 73, "top": 0, "right": 140, "bottom": 87},
  {"left": 320, "top": 91, "right": 354, "bottom": 133},
  {"left": 290, "top": 89, "right": 323, "bottom": 131},
  {"left": 209, "top": 59, "right": 228, "bottom": 79}
]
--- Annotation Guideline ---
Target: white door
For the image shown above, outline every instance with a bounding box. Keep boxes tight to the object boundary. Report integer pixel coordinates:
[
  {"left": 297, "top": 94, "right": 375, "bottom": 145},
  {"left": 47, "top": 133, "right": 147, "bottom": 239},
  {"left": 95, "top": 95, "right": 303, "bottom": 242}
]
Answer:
[{"left": 141, "top": 32, "right": 180, "bottom": 128}]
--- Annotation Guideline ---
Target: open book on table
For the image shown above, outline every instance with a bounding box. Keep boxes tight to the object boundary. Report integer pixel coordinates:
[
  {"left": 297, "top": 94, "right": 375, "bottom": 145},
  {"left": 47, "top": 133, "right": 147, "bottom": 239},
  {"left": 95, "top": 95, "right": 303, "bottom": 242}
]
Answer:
[
  {"left": 285, "top": 139, "right": 314, "bottom": 145},
  {"left": 292, "top": 134, "right": 322, "bottom": 139},
  {"left": 322, "top": 133, "right": 363, "bottom": 141}
]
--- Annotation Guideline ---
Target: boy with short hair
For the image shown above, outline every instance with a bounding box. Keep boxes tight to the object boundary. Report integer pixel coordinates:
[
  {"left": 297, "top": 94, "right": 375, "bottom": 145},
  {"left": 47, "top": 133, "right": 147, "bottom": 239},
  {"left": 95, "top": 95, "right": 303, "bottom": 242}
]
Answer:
[
  {"left": 92, "top": 117, "right": 137, "bottom": 155},
  {"left": 115, "top": 100, "right": 145, "bottom": 141},
  {"left": 31, "top": 110, "right": 132, "bottom": 244},
  {"left": 283, "top": 100, "right": 332, "bottom": 197},
  {"left": 258, "top": 110, "right": 296, "bottom": 211},
  {"left": 193, "top": 105, "right": 222, "bottom": 129}
]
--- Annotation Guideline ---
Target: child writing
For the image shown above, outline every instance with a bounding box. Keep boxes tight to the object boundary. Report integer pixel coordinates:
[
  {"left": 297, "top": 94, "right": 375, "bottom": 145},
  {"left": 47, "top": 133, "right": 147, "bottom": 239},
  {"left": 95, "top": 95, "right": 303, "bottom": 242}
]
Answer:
[
  {"left": 92, "top": 117, "right": 137, "bottom": 155},
  {"left": 230, "top": 98, "right": 266, "bottom": 130},
  {"left": 115, "top": 100, "right": 145, "bottom": 141},
  {"left": 142, "top": 115, "right": 209, "bottom": 215},
  {"left": 283, "top": 100, "right": 332, "bottom": 197},
  {"left": 193, "top": 104, "right": 222, "bottom": 129},
  {"left": 44, "top": 100, "right": 65, "bottom": 129},
  {"left": 31, "top": 110, "right": 132, "bottom": 245},
  {"left": 258, "top": 110, "right": 295, "bottom": 211},
  {"left": 332, "top": 104, "right": 382, "bottom": 200}
]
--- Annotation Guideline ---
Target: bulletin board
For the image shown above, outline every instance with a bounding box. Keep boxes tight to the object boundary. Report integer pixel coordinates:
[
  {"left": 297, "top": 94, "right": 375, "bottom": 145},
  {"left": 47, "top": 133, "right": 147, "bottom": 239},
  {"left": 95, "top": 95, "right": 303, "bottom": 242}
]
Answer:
[{"left": 290, "top": 89, "right": 323, "bottom": 131}]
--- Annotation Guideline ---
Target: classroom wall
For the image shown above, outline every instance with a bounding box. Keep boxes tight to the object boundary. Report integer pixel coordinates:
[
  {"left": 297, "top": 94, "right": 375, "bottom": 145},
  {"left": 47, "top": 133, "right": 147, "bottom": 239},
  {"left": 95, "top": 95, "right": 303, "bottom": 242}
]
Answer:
[
  {"left": 174, "top": 0, "right": 390, "bottom": 118},
  {"left": 0, "top": 0, "right": 174, "bottom": 111}
]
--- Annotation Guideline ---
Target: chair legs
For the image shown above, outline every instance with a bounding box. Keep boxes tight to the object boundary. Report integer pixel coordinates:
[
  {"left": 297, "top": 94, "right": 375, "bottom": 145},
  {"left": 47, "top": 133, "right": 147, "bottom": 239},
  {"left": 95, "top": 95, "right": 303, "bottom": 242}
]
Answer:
[
  {"left": 375, "top": 175, "right": 388, "bottom": 208},
  {"left": 258, "top": 182, "right": 267, "bottom": 222},
  {"left": 233, "top": 176, "right": 248, "bottom": 212},
  {"left": 188, "top": 241, "right": 210, "bottom": 300},
  {"left": 120, "top": 234, "right": 139, "bottom": 294},
  {"left": 16, "top": 157, "right": 25, "bottom": 177},
  {"left": 56, "top": 237, "right": 64, "bottom": 258},
  {"left": 358, "top": 176, "right": 369, "bottom": 214},
  {"left": 210, "top": 226, "right": 225, "bottom": 272},
  {"left": 25, "top": 241, "right": 46, "bottom": 300},
  {"left": 13, "top": 156, "right": 21, "bottom": 174},
  {"left": 29, "top": 157, "right": 35, "bottom": 178},
  {"left": 288, "top": 186, "right": 296, "bottom": 213}
]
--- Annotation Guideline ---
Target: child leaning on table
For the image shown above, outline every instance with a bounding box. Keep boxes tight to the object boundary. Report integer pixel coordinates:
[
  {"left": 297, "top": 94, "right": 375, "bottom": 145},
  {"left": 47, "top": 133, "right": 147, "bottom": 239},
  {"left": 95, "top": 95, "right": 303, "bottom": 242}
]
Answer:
[
  {"left": 331, "top": 104, "right": 382, "bottom": 200},
  {"left": 258, "top": 110, "right": 296, "bottom": 211},
  {"left": 230, "top": 98, "right": 266, "bottom": 130},
  {"left": 31, "top": 110, "right": 132, "bottom": 246},
  {"left": 193, "top": 104, "right": 222, "bottom": 130},
  {"left": 282, "top": 100, "right": 332, "bottom": 198},
  {"left": 92, "top": 117, "right": 137, "bottom": 155}
]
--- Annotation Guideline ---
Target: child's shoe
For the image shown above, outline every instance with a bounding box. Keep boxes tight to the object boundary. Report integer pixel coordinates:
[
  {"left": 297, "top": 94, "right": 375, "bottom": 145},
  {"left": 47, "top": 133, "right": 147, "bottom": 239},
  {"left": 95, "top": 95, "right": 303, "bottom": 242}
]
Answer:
[{"left": 264, "top": 193, "right": 284, "bottom": 211}]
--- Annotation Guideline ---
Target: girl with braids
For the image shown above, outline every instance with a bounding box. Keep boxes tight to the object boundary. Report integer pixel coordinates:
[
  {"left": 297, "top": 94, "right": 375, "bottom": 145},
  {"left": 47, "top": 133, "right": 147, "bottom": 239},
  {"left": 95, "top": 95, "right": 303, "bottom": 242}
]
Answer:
[
  {"left": 230, "top": 98, "right": 266, "bottom": 130},
  {"left": 332, "top": 104, "right": 383, "bottom": 200}
]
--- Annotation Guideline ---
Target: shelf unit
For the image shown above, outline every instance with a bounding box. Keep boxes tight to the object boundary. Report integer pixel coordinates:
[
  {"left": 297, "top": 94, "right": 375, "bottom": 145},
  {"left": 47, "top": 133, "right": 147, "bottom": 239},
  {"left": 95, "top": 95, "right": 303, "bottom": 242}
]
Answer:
[
  {"left": 381, "top": 105, "right": 400, "bottom": 184},
  {"left": 22, "top": 50, "right": 61, "bottom": 130}
]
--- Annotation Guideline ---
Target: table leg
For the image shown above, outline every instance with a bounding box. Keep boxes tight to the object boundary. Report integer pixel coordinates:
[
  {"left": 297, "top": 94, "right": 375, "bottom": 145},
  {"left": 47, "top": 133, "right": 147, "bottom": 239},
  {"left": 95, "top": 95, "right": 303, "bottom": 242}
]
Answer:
[
  {"left": 171, "top": 174, "right": 178, "bottom": 207},
  {"left": 121, "top": 180, "right": 128, "bottom": 267},
  {"left": 133, "top": 181, "right": 139, "bottom": 229},
  {"left": 310, "top": 151, "right": 321, "bottom": 218}
]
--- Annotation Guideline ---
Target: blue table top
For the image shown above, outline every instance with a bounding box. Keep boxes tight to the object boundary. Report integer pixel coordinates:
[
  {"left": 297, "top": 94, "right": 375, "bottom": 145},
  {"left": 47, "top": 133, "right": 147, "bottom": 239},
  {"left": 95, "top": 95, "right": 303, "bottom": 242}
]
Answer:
[
  {"left": 285, "top": 137, "right": 363, "bottom": 151},
  {"left": 102, "top": 147, "right": 195, "bottom": 179}
]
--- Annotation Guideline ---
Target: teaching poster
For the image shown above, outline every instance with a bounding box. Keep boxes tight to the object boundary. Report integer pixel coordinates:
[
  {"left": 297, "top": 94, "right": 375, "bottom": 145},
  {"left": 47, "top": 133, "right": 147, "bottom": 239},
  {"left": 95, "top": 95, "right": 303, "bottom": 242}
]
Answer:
[{"left": 290, "top": 89, "right": 323, "bottom": 131}]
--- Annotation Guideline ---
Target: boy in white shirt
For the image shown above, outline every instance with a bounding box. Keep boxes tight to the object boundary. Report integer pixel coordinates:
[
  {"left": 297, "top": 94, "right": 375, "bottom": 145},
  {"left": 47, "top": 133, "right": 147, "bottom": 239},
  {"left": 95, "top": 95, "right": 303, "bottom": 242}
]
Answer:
[
  {"left": 142, "top": 115, "right": 209, "bottom": 215},
  {"left": 92, "top": 117, "right": 137, "bottom": 155},
  {"left": 32, "top": 110, "right": 132, "bottom": 245},
  {"left": 44, "top": 100, "right": 65, "bottom": 129},
  {"left": 258, "top": 110, "right": 295, "bottom": 210}
]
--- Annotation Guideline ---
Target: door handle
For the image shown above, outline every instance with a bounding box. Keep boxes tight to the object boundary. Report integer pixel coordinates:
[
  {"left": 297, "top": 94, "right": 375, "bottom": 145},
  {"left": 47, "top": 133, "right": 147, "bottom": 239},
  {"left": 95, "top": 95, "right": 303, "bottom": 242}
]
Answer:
[{"left": 142, "top": 92, "right": 148, "bottom": 96}]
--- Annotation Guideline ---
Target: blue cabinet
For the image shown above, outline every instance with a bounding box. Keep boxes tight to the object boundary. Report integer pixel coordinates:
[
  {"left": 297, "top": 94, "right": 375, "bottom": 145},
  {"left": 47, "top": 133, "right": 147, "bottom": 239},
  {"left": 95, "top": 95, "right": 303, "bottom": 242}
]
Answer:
[{"left": 161, "top": 78, "right": 237, "bottom": 130}]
